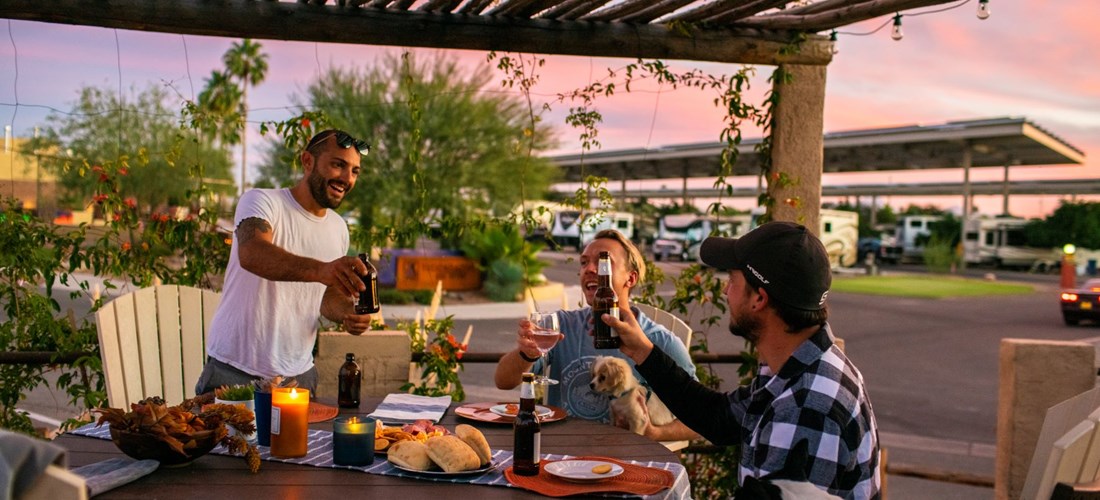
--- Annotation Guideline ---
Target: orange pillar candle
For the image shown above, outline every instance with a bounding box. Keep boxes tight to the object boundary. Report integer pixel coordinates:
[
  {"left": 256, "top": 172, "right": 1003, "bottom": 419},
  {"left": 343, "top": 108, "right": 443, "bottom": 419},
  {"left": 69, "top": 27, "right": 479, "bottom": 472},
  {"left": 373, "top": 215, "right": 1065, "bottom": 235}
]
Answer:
[{"left": 270, "top": 387, "right": 310, "bottom": 458}]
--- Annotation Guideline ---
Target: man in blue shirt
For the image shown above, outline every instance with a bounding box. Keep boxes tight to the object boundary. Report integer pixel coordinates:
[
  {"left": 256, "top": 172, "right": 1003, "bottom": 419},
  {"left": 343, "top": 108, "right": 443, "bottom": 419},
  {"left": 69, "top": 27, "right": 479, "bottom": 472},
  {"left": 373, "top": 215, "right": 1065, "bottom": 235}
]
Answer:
[
  {"left": 604, "top": 221, "right": 881, "bottom": 499},
  {"left": 494, "top": 229, "right": 699, "bottom": 442}
]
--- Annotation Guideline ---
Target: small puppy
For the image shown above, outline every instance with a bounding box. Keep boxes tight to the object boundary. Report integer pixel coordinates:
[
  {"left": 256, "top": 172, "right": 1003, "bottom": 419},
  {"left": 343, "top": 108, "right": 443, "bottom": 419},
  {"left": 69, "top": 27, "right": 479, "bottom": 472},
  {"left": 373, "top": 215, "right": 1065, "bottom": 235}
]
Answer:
[{"left": 589, "top": 356, "right": 674, "bottom": 435}]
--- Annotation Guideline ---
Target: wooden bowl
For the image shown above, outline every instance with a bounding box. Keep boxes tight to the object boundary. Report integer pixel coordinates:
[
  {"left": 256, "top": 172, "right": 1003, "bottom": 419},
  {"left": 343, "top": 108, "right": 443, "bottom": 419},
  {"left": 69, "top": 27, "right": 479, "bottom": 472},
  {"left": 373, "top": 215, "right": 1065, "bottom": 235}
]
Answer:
[{"left": 109, "top": 427, "right": 219, "bottom": 467}]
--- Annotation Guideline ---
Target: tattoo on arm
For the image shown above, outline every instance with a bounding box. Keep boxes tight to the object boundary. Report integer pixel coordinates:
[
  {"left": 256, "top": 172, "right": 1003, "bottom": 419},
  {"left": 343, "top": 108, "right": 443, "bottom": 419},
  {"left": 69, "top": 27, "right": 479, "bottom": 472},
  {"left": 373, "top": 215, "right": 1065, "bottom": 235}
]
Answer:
[{"left": 236, "top": 217, "right": 272, "bottom": 246}]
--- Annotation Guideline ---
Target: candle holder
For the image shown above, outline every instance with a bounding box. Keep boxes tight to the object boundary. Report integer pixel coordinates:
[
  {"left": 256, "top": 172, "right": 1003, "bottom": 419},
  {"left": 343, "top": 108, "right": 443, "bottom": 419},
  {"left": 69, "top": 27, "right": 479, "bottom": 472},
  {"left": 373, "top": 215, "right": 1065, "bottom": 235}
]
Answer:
[
  {"left": 332, "top": 416, "right": 376, "bottom": 466},
  {"left": 270, "top": 387, "right": 310, "bottom": 458}
]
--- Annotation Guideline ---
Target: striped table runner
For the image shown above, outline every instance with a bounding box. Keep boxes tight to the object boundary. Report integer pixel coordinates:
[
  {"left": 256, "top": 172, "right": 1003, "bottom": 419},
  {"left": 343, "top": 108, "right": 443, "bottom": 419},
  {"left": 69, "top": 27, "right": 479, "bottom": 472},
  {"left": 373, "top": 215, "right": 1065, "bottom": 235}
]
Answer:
[{"left": 70, "top": 423, "right": 690, "bottom": 498}]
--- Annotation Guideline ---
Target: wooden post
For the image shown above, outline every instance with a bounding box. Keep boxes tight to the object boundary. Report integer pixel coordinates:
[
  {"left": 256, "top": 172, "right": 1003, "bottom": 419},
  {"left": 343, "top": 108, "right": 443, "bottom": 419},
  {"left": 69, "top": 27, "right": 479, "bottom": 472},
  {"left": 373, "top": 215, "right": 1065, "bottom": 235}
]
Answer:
[{"left": 768, "top": 64, "right": 827, "bottom": 235}]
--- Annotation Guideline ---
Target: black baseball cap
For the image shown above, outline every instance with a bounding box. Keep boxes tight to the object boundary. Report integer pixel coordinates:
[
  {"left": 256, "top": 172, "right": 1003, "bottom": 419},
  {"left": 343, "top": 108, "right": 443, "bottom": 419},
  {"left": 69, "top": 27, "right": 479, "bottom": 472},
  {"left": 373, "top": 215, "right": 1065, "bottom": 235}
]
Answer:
[{"left": 699, "top": 221, "right": 832, "bottom": 311}]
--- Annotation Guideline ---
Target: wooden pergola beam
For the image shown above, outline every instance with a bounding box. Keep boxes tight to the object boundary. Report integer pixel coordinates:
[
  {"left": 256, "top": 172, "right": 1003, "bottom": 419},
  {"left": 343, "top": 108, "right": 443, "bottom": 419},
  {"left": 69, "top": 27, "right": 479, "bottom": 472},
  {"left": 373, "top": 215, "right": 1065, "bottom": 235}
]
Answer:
[{"left": 0, "top": 0, "right": 833, "bottom": 65}]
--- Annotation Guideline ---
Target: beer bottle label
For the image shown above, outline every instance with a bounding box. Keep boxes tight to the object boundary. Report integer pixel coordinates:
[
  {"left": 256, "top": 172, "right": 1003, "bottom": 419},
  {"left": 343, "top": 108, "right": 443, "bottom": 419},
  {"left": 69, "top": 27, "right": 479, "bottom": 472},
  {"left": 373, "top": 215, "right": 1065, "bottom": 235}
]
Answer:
[
  {"left": 608, "top": 307, "right": 620, "bottom": 337},
  {"left": 598, "top": 259, "right": 611, "bottom": 275},
  {"left": 270, "top": 407, "right": 281, "bottom": 435},
  {"left": 533, "top": 431, "right": 541, "bottom": 464}
]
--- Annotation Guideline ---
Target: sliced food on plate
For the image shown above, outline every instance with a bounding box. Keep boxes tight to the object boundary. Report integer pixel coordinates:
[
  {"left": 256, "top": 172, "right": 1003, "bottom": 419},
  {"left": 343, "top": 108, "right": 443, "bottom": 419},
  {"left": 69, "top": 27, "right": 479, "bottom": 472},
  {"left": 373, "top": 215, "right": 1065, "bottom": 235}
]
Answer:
[{"left": 385, "top": 423, "right": 495, "bottom": 474}]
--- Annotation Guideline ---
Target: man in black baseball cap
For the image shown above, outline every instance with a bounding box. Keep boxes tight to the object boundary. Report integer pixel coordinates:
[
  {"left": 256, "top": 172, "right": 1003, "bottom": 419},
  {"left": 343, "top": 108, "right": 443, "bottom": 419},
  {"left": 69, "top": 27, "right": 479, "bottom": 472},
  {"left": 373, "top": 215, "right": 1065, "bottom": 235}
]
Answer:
[{"left": 602, "top": 221, "right": 881, "bottom": 499}]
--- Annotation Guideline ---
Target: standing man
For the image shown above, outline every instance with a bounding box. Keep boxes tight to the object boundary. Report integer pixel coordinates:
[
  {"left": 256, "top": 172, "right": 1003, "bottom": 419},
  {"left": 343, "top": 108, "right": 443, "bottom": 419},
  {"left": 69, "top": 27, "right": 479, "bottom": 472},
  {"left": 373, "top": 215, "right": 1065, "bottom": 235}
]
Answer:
[
  {"left": 604, "top": 221, "right": 881, "bottom": 499},
  {"left": 196, "top": 129, "right": 375, "bottom": 395},
  {"left": 494, "top": 229, "right": 699, "bottom": 442}
]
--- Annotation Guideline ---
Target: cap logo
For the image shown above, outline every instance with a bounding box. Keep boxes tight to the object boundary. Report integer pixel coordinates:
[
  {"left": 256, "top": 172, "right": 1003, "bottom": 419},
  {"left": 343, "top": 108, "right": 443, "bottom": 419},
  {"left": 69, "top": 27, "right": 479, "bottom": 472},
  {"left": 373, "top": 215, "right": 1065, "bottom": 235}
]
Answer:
[
  {"left": 745, "top": 264, "right": 769, "bottom": 284},
  {"left": 819, "top": 290, "right": 829, "bottom": 305}
]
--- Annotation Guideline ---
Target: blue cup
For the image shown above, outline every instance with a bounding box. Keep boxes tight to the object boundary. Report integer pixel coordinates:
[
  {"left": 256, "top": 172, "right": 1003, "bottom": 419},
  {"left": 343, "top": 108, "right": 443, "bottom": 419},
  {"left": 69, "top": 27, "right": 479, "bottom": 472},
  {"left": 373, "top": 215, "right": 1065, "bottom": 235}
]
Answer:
[{"left": 254, "top": 391, "right": 273, "bottom": 447}]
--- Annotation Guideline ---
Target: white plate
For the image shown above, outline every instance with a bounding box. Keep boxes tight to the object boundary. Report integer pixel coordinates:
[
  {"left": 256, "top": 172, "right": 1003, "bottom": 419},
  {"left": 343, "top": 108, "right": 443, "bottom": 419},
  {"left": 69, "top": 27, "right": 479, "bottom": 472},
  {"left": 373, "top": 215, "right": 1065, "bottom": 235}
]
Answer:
[
  {"left": 389, "top": 459, "right": 498, "bottom": 476},
  {"left": 544, "top": 460, "right": 624, "bottom": 482},
  {"left": 489, "top": 404, "right": 552, "bottom": 418}
]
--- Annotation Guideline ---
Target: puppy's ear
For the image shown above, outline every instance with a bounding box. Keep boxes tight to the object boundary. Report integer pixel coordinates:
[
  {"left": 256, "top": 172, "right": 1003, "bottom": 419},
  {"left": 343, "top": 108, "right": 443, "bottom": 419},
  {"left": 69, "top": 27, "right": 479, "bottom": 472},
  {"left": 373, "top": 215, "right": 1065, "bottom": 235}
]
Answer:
[{"left": 606, "top": 357, "right": 626, "bottom": 389}]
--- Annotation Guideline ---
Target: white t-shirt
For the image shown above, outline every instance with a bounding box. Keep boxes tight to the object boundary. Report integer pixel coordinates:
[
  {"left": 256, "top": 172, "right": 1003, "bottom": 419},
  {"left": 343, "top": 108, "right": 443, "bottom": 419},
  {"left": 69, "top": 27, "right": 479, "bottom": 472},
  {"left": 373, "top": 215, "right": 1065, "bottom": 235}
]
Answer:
[{"left": 206, "top": 188, "right": 349, "bottom": 377}]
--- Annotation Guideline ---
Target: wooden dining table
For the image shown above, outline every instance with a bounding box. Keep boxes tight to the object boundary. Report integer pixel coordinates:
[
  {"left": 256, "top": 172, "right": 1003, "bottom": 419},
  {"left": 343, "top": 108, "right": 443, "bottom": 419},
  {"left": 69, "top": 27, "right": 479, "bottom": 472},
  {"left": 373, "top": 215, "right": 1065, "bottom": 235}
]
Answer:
[{"left": 54, "top": 396, "right": 689, "bottom": 499}]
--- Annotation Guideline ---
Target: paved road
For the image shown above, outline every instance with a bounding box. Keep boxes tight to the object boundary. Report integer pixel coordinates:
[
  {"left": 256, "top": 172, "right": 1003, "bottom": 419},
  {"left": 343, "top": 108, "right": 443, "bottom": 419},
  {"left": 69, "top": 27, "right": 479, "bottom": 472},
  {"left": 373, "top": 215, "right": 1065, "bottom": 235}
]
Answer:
[{"left": 19, "top": 254, "right": 1098, "bottom": 499}]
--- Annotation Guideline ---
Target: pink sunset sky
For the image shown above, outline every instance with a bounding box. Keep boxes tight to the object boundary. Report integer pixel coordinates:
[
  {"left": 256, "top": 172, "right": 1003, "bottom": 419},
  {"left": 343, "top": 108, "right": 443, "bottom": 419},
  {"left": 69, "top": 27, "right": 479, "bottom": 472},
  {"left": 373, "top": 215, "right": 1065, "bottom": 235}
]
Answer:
[{"left": 1, "top": 1, "right": 1098, "bottom": 218}]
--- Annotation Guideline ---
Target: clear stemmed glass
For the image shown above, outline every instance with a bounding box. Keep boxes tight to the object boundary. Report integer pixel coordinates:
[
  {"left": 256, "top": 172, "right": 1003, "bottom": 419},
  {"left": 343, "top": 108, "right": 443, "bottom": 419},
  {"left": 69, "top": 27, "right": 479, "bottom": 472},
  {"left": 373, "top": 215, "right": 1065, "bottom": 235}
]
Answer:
[{"left": 529, "top": 311, "right": 561, "bottom": 386}]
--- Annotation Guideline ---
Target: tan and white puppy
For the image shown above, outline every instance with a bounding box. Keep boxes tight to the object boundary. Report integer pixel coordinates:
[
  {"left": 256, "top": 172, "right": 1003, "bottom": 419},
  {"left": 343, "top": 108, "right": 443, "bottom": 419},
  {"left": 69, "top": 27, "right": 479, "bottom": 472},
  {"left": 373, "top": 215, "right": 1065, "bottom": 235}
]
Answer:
[{"left": 589, "top": 355, "right": 674, "bottom": 435}]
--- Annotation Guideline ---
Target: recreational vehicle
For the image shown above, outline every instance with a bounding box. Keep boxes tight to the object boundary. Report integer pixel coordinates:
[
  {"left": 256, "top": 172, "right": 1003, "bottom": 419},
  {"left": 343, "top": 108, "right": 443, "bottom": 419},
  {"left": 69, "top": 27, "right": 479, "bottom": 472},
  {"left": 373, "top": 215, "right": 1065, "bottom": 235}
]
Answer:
[
  {"left": 888, "top": 215, "right": 943, "bottom": 263},
  {"left": 735, "top": 208, "right": 860, "bottom": 267},
  {"left": 652, "top": 214, "right": 746, "bottom": 261},
  {"left": 964, "top": 216, "right": 1055, "bottom": 268},
  {"left": 578, "top": 211, "right": 636, "bottom": 247}
]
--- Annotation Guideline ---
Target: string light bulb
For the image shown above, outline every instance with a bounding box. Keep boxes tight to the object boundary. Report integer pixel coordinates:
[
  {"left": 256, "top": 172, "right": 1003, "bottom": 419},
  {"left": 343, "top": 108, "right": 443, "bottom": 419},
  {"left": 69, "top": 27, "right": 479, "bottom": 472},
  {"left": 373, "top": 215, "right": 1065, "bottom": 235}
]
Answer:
[
  {"left": 829, "top": 30, "right": 839, "bottom": 55},
  {"left": 891, "top": 14, "right": 904, "bottom": 41},
  {"left": 977, "top": 0, "right": 991, "bottom": 19}
]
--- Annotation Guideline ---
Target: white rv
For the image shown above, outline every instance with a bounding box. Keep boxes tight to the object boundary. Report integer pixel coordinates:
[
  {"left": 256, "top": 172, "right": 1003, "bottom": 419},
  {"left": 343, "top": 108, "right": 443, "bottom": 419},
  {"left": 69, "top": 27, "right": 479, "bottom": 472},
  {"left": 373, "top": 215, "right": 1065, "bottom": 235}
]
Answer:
[
  {"left": 578, "top": 211, "right": 635, "bottom": 247},
  {"left": 652, "top": 214, "right": 746, "bottom": 261},
  {"left": 548, "top": 209, "right": 583, "bottom": 249},
  {"left": 964, "top": 216, "right": 1056, "bottom": 268},
  {"left": 888, "top": 215, "right": 943, "bottom": 263},
  {"left": 739, "top": 208, "right": 860, "bottom": 268}
]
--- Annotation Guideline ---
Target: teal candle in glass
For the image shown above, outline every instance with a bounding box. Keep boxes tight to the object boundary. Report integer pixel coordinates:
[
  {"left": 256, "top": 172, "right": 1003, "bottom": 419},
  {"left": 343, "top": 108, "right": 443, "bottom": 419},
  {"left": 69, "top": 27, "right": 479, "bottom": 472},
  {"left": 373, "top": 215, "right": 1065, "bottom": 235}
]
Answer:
[{"left": 332, "top": 416, "right": 375, "bottom": 466}]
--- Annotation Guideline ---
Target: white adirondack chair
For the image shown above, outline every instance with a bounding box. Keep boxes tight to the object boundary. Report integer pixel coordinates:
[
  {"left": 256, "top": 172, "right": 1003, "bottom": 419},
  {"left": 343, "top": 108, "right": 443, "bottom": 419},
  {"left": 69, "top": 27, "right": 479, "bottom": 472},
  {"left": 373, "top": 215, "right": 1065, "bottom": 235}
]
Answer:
[
  {"left": 95, "top": 285, "right": 221, "bottom": 408},
  {"left": 633, "top": 303, "right": 694, "bottom": 452},
  {"left": 634, "top": 303, "right": 693, "bottom": 350}
]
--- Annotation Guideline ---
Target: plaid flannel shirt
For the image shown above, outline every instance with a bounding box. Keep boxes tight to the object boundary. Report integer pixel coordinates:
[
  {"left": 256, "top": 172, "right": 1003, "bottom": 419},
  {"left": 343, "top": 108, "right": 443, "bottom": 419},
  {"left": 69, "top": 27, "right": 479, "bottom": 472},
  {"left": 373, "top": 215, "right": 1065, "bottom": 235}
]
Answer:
[
  {"left": 638, "top": 323, "right": 880, "bottom": 500},
  {"left": 730, "top": 325, "right": 881, "bottom": 499}
]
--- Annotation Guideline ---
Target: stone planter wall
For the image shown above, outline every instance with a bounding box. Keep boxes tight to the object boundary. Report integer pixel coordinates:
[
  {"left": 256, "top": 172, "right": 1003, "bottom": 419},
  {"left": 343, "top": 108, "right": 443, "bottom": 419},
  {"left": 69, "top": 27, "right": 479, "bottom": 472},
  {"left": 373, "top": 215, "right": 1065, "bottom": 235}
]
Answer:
[{"left": 314, "top": 330, "right": 411, "bottom": 401}]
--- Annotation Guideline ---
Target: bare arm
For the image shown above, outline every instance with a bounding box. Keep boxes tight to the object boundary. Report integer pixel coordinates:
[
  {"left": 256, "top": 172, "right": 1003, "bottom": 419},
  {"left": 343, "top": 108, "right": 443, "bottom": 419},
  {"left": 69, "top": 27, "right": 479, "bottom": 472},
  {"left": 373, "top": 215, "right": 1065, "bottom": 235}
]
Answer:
[
  {"left": 647, "top": 419, "right": 702, "bottom": 442},
  {"left": 494, "top": 319, "right": 559, "bottom": 390},
  {"left": 236, "top": 217, "right": 365, "bottom": 297},
  {"left": 320, "top": 286, "right": 373, "bottom": 335}
]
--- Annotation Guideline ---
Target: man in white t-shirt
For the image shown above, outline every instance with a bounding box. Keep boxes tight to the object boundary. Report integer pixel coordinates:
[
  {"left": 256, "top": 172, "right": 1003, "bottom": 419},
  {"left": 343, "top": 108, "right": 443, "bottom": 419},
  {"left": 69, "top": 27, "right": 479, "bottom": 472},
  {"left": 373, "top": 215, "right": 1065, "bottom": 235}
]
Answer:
[{"left": 196, "top": 129, "right": 376, "bottom": 395}]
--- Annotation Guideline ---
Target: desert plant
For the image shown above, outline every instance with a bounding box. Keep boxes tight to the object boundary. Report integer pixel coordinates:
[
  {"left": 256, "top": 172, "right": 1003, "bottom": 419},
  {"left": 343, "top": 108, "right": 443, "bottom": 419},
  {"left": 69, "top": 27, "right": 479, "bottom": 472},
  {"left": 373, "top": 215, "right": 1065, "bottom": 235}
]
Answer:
[{"left": 214, "top": 384, "right": 254, "bottom": 401}]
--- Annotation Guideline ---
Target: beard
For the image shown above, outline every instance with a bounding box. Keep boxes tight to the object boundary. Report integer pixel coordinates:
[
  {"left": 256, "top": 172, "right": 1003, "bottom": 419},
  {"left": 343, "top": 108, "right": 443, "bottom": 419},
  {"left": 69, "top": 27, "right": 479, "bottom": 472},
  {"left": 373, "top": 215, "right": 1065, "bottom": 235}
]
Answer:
[
  {"left": 728, "top": 306, "right": 761, "bottom": 343},
  {"left": 307, "top": 169, "right": 346, "bottom": 210}
]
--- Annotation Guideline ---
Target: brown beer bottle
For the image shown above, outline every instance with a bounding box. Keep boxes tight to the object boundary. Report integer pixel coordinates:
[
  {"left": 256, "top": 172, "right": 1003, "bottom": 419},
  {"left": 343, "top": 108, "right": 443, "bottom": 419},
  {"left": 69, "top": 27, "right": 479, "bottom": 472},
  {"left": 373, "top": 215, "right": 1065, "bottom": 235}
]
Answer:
[
  {"left": 337, "top": 353, "right": 361, "bottom": 408},
  {"left": 512, "top": 373, "right": 541, "bottom": 476},
  {"left": 356, "top": 253, "right": 380, "bottom": 315},
  {"left": 592, "top": 250, "right": 621, "bottom": 349}
]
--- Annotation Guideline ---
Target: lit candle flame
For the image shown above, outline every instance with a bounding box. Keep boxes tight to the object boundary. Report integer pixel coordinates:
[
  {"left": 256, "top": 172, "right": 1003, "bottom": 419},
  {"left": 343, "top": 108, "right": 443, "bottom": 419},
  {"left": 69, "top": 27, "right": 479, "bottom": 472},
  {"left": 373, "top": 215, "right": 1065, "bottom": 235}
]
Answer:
[
  {"left": 347, "top": 417, "right": 359, "bottom": 425},
  {"left": 290, "top": 388, "right": 299, "bottom": 399}
]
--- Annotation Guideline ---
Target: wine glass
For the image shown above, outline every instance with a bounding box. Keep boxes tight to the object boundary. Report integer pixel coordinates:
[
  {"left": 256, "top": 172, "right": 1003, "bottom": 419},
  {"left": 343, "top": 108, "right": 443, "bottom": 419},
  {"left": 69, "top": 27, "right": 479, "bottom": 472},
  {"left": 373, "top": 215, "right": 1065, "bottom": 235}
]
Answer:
[{"left": 529, "top": 311, "right": 561, "bottom": 386}]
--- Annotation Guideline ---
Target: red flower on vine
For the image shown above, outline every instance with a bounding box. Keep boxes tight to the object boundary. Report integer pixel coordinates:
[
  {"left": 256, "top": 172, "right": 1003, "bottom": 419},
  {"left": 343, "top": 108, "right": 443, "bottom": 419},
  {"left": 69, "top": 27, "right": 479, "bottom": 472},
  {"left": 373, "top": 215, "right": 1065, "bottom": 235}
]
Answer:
[
  {"left": 93, "top": 194, "right": 108, "bottom": 204},
  {"left": 121, "top": 242, "right": 131, "bottom": 251},
  {"left": 124, "top": 198, "right": 137, "bottom": 209},
  {"left": 98, "top": 173, "right": 110, "bottom": 183},
  {"left": 118, "top": 167, "right": 128, "bottom": 176},
  {"left": 301, "top": 118, "right": 311, "bottom": 128}
]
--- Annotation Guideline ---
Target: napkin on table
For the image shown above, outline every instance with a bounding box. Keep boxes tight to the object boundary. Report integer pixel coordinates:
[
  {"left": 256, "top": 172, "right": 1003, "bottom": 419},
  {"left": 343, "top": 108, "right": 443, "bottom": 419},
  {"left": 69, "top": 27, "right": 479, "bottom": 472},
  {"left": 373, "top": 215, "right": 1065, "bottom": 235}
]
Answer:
[
  {"left": 72, "top": 457, "right": 159, "bottom": 497},
  {"left": 367, "top": 394, "right": 451, "bottom": 424}
]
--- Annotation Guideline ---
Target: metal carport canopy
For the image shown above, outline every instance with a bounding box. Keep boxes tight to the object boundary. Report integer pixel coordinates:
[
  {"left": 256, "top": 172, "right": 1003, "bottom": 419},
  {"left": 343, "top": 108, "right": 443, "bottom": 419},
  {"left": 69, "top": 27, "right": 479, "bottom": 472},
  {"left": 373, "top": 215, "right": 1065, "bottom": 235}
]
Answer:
[{"left": 547, "top": 117, "right": 1086, "bottom": 182}]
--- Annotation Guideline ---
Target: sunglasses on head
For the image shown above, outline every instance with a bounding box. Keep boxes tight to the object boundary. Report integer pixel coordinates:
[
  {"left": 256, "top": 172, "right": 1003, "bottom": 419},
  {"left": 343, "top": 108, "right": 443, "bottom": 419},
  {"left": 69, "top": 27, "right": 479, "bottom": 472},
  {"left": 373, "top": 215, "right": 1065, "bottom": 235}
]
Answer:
[{"left": 309, "top": 131, "right": 370, "bottom": 156}]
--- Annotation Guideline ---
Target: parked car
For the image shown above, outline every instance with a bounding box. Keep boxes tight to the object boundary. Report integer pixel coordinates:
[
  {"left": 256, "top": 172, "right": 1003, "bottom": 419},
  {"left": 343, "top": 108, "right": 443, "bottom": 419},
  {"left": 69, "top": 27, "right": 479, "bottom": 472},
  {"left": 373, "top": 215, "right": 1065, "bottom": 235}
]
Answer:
[{"left": 1060, "top": 278, "right": 1100, "bottom": 326}]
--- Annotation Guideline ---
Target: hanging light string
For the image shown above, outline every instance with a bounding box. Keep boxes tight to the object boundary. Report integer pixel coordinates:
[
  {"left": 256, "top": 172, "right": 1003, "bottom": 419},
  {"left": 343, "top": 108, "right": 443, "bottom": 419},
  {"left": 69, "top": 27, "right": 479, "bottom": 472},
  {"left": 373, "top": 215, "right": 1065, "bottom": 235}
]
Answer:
[{"left": 832, "top": 0, "right": 984, "bottom": 44}]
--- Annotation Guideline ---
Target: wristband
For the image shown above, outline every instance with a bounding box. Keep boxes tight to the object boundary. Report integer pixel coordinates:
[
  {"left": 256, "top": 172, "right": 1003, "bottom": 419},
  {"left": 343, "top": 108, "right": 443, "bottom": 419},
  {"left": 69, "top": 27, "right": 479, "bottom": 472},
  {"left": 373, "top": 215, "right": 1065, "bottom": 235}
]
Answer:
[{"left": 519, "top": 351, "right": 540, "bottom": 363}]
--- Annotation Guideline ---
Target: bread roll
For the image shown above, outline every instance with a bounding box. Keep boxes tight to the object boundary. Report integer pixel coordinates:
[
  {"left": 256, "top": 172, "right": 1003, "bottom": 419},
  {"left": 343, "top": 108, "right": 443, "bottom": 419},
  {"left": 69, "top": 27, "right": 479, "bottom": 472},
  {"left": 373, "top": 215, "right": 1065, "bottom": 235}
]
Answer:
[
  {"left": 387, "top": 440, "right": 432, "bottom": 471},
  {"left": 425, "top": 435, "right": 480, "bottom": 473},
  {"left": 455, "top": 424, "right": 492, "bottom": 466}
]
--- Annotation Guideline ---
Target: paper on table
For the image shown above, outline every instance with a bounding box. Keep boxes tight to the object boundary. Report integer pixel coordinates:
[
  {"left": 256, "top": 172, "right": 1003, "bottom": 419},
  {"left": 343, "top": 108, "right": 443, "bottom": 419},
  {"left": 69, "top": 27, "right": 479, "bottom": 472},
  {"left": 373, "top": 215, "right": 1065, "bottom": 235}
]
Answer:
[
  {"left": 71, "top": 457, "right": 159, "bottom": 497},
  {"left": 367, "top": 393, "right": 451, "bottom": 424}
]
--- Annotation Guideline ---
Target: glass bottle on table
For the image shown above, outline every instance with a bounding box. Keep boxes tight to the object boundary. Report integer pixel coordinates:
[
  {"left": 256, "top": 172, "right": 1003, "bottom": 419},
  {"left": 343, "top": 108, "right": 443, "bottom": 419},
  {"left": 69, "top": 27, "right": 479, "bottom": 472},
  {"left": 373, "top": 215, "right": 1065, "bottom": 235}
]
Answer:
[
  {"left": 513, "top": 372, "right": 541, "bottom": 476},
  {"left": 592, "top": 250, "right": 621, "bottom": 349},
  {"left": 338, "top": 353, "right": 361, "bottom": 408}
]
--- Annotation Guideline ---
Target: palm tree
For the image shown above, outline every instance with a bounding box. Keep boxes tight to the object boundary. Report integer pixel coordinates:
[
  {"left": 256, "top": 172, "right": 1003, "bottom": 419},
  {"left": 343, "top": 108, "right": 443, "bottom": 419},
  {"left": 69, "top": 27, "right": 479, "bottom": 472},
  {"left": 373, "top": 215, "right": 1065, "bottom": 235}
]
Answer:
[
  {"left": 222, "top": 39, "right": 268, "bottom": 194},
  {"left": 196, "top": 70, "right": 243, "bottom": 145}
]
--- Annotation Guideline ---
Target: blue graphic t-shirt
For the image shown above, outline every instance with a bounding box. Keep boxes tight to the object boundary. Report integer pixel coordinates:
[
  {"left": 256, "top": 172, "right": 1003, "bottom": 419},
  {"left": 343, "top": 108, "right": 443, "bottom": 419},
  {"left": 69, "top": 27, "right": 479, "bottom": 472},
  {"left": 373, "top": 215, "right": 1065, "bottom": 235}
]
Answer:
[{"left": 532, "top": 307, "right": 697, "bottom": 422}]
